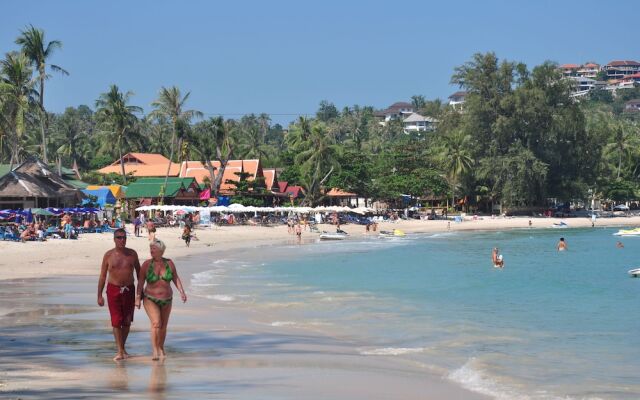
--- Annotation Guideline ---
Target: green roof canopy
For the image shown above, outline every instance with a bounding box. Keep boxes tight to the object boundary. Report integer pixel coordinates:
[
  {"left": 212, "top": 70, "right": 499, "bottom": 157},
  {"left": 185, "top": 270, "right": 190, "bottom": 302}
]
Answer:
[{"left": 125, "top": 177, "right": 198, "bottom": 199}]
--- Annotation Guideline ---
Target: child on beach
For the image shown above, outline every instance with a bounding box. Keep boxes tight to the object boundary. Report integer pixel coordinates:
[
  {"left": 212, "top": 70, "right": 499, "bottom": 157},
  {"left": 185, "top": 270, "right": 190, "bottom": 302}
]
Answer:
[{"left": 182, "top": 225, "right": 191, "bottom": 247}]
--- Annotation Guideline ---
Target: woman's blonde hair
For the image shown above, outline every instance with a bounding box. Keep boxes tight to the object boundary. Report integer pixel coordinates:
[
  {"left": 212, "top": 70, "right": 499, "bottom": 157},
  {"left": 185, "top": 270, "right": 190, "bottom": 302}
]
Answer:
[{"left": 151, "top": 239, "right": 166, "bottom": 252}]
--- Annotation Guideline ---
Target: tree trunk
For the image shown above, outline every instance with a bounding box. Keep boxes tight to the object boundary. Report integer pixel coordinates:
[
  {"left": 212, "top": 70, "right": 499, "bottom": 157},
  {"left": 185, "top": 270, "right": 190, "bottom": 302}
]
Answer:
[
  {"left": 204, "top": 159, "right": 216, "bottom": 190},
  {"left": 212, "top": 160, "right": 228, "bottom": 197},
  {"left": 162, "top": 127, "right": 177, "bottom": 204},
  {"left": 118, "top": 133, "right": 127, "bottom": 185},
  {"left": 39, "top": 75, "right": 48, "bottom": 164}
]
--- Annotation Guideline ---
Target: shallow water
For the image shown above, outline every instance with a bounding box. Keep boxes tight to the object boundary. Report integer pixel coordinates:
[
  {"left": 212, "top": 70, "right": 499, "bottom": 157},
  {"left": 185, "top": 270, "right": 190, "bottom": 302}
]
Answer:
[{"left": 191, "top": 227, "right": 640, "bottom": 400}]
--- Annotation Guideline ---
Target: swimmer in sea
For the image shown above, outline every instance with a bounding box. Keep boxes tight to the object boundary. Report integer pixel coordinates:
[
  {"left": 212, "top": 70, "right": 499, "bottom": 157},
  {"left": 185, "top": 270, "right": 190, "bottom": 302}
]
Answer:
[
  {"left": 556, "top": 237, "right": 568, "bottom": 251},
  {"left": 492, "top": 247, "right": 504, "bottom": 268}
]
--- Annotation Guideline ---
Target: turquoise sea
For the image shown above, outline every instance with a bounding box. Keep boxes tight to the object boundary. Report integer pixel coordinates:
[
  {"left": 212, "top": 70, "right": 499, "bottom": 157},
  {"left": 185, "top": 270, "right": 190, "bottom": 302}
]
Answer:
[{"left": 190, "top": 227, "right": 640, "bottom": 400}]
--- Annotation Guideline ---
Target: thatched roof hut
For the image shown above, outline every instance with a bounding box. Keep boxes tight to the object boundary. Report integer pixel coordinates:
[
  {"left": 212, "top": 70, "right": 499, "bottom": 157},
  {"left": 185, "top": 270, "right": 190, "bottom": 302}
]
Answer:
[{"left": 0, "top": 159, "right": 85, "bottom": 209}]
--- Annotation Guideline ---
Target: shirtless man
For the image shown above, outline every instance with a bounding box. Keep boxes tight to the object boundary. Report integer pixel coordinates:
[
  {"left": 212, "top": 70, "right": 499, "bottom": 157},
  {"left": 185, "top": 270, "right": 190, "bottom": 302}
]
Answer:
[
  {"left": 556, "top": 237, "right": 568, "bottom": 251},
  {"left": 98, "top": 228, "right": 141, "bottom": 361}
]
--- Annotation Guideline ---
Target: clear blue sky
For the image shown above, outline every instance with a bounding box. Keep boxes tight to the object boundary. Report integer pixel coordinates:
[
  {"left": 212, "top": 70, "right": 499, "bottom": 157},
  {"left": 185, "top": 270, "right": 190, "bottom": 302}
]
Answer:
[{"left": 2, "top": 0, "right": 638, "bottom": 126}]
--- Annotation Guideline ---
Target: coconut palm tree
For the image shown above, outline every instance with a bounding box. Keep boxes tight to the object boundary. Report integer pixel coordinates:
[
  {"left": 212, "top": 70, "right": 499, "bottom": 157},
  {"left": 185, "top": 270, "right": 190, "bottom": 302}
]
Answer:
[
  {"left": 15, "top": 25, "right": 68, "bottom": 163},
  {"left": 0, "top": 51, "right": 38, "bottom": 169},
  {"left": 294, "top": 123, "right": 342, "bottom": 205},
  {"left": 52, "top": 108, "right": 88, "bottom": 174},
  {"left": 149, "top": 86, "right": 202, "bottom": 196},
  {"left": 95, "top": 85, "right": 142, "bottom": 184},
  {"left": 437, "top": 130, "right": 474, "bottom": 209},
  {"left": 192, "top": 117, "right": 235, "bottom": 195},
  {"left": 603, "top": 122, "right": 640, "bottom": 179}
]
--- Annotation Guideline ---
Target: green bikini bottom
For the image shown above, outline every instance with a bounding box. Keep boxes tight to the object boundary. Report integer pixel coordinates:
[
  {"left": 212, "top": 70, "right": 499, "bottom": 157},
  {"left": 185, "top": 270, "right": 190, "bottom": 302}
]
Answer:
[{"left": 144, "top": 294, "right": 172, "bottom": 308}]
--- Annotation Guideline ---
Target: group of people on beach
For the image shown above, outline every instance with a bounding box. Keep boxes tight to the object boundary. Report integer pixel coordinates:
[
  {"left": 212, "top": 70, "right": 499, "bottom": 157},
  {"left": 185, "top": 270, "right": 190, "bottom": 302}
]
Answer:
[{"left": 97, "top": 229, "right": 187, "bottom": 361}]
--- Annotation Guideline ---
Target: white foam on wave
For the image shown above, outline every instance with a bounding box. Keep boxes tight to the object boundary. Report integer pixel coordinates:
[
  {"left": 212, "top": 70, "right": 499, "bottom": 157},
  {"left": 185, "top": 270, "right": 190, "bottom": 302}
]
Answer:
[
  {"left": 360, "top": 347, "right": 430, "bottom": 356},
  {"left": 205, "top": 294, "right": 235, "bottom": 302},
  {"left": 447, "top": 358, "right": 577, "bottom": 400},
  {"left": 270, "top": 321, "right": 296, "bottom": 327}
]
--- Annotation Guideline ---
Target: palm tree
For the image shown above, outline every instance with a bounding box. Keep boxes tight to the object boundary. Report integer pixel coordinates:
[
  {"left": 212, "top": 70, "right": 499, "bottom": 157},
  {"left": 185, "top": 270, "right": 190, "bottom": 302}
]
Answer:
[
  {"left": 95, "top": 85, "right": 142, "bottom": 184},
  {"left": 52, "top": 108, "right": 87, "bottom": 174},
  {"left": 192, "top": 117, "right": 235, "bottom": 195},
  {"left": 16, "top": 25, "right": 68, "bottom": 164},
  {"left": 150, "top": 86, "right": 202, "bottom": 197},
  {"left": 0, "top": 51, "right": 37, "bottom": 169},
  {"left": 437, "top": 130, "right": 474, "bottom": 209},
  {"left": 603, "top": 122, "right": 639, "bottom": 179},
  {"left": 294, "top": 123, "right": 342, "bottom": 205}
]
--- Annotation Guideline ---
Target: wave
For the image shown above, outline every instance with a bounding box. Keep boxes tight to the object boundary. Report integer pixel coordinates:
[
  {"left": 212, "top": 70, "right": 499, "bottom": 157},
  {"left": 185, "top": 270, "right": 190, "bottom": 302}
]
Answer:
[
  {"left": 360, "top": 347, "right": 430, "bottom": 356},
  {"left": 204, "top": 294, "right": 235, "bottom": 302},
  {"left": 447, "top": 358, "right": 592, "bottom": 400}
]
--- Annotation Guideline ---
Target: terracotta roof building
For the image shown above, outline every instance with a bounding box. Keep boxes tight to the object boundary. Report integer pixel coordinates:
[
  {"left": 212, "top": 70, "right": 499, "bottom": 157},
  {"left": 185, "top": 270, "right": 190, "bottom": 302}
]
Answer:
[
  {"left": 98, "top": 152, "right": 181, "bottom": 177},
  {"left": 603, "top": 60, "right": 640, "bottom": 80}
]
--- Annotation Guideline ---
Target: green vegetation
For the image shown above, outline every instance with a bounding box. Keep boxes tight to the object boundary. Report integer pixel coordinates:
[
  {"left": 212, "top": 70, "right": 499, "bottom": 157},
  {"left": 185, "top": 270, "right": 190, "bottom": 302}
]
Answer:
[{"left": 1, "top": 27, "right": 639, "bottom": 211}]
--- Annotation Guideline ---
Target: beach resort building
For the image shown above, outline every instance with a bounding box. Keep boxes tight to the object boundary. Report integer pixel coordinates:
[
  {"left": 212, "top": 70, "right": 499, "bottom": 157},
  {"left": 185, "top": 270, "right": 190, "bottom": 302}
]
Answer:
[
  {"left": 97, "top": 152, "right": 181, "bottom": 177},
  {"left": 124, "top": 177, "right": 201, "bottom": 207},
  {"left": 97, "top": 153, "right": 284, "bottom": 204},
  {"left": 0, "top": 159, "right": 85, "bottom": 210}
]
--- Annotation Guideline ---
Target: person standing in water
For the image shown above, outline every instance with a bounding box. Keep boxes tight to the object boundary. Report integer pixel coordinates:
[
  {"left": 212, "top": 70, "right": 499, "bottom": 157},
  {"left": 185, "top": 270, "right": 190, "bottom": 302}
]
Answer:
[
  {"left": 98, "top": 228, "right": 141, "bottom": 361},
  {"left": 136, "top": 239, "right": 187, "bottom": 360},
  {"left": 492, "top": 247, "right": 504, "bottom": 268},
  {"left": 557, "top": 237, "right": 568, "bottom": 251}
]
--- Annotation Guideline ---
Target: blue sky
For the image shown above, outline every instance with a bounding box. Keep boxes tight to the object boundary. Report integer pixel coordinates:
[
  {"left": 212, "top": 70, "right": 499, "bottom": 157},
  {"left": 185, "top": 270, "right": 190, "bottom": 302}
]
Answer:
[{"left": 2, "top": 0, "right": 638, "bottom": 126}]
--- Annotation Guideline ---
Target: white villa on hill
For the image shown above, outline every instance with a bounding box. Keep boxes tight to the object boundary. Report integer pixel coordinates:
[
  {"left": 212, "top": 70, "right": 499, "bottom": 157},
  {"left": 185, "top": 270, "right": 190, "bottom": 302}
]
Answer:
[
  {"left": 402, "top": 113, "right": 437, "bottom": 133},
  {"left": 374, "top": 102, "right": 414, "bottom": 125}
]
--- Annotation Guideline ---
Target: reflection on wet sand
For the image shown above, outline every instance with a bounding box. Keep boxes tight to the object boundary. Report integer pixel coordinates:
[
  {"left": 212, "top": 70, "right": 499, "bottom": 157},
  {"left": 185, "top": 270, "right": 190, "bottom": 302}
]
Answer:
[
  {"left": 108, "top": 362, "right": 129, "bottom": 391},
  {"left": 149, "top": 360, "right": 167, "bottom": 399}
]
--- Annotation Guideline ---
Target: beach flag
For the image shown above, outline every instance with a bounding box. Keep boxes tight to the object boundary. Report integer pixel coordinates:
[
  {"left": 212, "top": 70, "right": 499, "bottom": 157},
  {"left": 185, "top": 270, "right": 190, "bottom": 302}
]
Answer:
[{"left": 199, "top": 188, "right": 211, "bottom": 200}]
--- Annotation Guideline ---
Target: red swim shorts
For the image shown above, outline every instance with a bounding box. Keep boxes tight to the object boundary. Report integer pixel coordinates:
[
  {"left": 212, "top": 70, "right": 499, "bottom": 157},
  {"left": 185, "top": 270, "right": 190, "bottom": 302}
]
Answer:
[{"left": 106, "top": 283, "right": 135, "bottom": 328}]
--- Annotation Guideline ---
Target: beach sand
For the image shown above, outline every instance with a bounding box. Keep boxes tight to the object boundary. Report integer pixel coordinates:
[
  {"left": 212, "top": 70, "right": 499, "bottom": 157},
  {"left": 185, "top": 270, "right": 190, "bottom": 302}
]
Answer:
[{"left": 1, "top": 216, "right": 637, "bottom": 399}]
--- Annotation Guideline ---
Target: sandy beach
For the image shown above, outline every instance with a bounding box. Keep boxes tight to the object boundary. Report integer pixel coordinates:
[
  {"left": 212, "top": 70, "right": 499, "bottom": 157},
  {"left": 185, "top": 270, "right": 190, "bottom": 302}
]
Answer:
[{"left": 2, "top": 215, "right": 639, "bottom": 399}]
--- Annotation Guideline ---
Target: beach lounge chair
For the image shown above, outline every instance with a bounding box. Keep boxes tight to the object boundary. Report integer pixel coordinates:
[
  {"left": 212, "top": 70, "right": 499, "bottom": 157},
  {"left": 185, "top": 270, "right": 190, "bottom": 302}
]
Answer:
[{"left": 2, "top": 230, "right": 20, "bottom": 241}]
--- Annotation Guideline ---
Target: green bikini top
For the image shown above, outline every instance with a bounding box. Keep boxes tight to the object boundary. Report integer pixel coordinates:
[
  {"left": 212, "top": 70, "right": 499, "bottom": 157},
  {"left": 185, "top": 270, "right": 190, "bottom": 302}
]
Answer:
[{"left": 147, "top": 259, "right": 173, "bottom": 283}]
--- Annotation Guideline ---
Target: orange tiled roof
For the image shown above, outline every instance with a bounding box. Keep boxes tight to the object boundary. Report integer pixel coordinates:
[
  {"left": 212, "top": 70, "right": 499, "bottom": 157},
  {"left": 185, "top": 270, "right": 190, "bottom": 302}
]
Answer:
[
  {"left": 326, "top": 188, "right": 357, "bottom": 197},
  {"left": 98, "top": 163, "right": 181, "bottom": 177},
  {"left": 107, "top": 152, "right": 172, "bottom": 167},
  {"left": 178, "top": 160, "right": 266, "bottom": 194},
  {"left": 263, "top": 169, "right": 277, "bottom": 191},
  {"left": 560, "top": 64, "right": 579, "bottom": 69}
]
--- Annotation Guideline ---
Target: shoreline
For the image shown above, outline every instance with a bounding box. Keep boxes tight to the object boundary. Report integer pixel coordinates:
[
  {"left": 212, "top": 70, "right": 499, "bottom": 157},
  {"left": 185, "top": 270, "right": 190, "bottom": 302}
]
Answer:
[
  {"left": 2, "top": 216, "right": 638, "bottom": 398},
  {"left": 2, "top": 215, "right": 637, "bottom": 282}
]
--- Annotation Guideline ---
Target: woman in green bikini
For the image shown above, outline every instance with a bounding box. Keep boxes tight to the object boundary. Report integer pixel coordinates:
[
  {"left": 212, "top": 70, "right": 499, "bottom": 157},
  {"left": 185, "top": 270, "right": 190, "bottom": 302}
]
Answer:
[{"left": 135, "top": 239, "right": 187, "bottom": 360}]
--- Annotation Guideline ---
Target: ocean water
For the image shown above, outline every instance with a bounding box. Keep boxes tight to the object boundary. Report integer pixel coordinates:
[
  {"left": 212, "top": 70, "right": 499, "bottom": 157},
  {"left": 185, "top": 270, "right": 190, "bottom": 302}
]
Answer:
[{"left": 190, "top": 227, "right": 640, "bottom": 400}]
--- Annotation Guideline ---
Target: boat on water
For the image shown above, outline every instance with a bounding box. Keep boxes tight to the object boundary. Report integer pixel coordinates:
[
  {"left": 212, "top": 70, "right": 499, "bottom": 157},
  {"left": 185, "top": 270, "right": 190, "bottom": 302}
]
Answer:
[
  {"left": 379, "top": 229, "right": 405, "bottom": 237},
  {"left": 613, "top": 228, "right": 640, "bottom": 237},
  {"left": 552, "top": 222, "right": 568, "bottom": 229},
  {"left": 319, "top": 232, "right": 348, "bottom": 240},
  {"left": 628, "top": 268, "right": 640, "bottom": 277}
]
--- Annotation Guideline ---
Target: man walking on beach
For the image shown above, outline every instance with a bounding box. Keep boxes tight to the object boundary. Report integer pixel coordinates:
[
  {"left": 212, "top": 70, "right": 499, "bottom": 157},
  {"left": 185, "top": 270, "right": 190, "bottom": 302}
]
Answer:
[{"left": 98, "top": 228, "right": 141, "bottom": 361}]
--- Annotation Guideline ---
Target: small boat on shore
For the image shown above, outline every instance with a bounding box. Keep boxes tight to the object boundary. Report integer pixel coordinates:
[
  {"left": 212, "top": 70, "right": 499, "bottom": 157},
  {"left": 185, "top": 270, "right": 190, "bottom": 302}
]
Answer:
[
  {"left": 628, "top": 268, "right": 640, "bottom": 277},
  {"left": 319, "top": 232, "right": 348, "bottom": 240},
  {"left": 613, "top": 228, "right": 640, "bottom": 237},
  {"left": 552, "top": 222, "right": 568, "bottom": 229}
]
